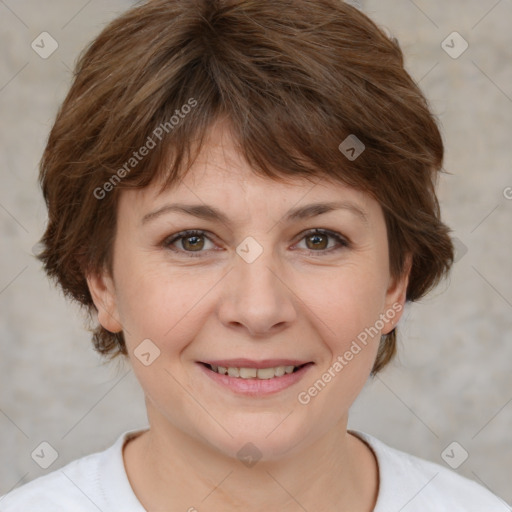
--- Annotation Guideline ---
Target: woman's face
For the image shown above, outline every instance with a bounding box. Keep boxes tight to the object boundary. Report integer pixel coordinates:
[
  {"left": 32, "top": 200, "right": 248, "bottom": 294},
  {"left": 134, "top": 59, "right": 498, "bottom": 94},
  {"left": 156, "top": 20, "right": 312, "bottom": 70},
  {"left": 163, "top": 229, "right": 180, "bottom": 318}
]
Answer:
[{"left": 88, "top": 123, "right": 408, "bottom": 461}]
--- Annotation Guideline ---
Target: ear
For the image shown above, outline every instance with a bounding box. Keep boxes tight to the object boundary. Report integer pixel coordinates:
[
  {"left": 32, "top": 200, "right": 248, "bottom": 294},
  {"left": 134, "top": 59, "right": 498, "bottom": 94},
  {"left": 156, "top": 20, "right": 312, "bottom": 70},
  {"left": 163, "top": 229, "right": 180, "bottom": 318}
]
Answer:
[
  {"left": 381, "top": 254, "right": 412, "bottom": 335},
  {"left": 86, "top": 269, "right": 123, "bottom": 333}
]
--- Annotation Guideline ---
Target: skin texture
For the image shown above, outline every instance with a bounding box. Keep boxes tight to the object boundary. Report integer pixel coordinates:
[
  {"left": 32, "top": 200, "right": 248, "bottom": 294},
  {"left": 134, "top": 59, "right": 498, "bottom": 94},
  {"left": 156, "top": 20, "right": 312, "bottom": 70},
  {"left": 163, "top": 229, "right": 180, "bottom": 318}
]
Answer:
[{"left": 87, "top": 120, "right": 410, "bottom": 511}]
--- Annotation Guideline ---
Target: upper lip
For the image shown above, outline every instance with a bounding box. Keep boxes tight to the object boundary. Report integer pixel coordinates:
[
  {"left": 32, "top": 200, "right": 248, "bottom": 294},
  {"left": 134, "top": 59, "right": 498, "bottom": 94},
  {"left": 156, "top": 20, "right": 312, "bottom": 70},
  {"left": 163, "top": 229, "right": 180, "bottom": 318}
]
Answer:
[{"left": 200, "top": 359, "right": 313, "bottom": 369}]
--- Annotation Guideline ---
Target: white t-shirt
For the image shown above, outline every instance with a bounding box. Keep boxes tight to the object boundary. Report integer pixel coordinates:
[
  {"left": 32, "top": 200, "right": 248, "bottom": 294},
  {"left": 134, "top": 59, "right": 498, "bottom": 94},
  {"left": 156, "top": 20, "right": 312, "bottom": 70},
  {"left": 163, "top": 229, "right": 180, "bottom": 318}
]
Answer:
[{"left": 0, "top": 428, "right": 507, "bottom": 511}]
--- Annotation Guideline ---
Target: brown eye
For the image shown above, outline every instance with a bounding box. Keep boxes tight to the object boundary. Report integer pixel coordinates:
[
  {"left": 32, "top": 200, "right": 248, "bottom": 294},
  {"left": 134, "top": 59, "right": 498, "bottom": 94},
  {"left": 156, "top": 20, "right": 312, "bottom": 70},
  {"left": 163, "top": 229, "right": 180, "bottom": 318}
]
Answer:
[
  {"left": 181, "top": 234, "right": 205, "bottom": 251},
  {"left": 164, "top": 230, "right": 215, "bottom": 257},
  {"left": 305, "top": 232, "right": 329, "bottom": 250},
  {"left": 296, "top": 229, "right": 350, "bottom": 255}
]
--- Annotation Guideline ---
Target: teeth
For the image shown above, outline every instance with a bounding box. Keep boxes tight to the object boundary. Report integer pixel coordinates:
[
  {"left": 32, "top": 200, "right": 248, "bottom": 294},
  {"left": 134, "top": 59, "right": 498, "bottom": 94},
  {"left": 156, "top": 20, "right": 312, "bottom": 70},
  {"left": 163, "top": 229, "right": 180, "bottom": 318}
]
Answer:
[
  {"left": 227, "top": 367, "right": 239, "bottom": 377},
  {"left": 239, "top": 367, "right": 257, "bottom": 378},
  {"left": 256, "top": 367, "right": 275, "bottom": 379},
  {"left": 274, "top": 366, "right": 286, "bottom": 377},
  {"left": 209, "top": 364, "right": 300, "bottom": 379}
]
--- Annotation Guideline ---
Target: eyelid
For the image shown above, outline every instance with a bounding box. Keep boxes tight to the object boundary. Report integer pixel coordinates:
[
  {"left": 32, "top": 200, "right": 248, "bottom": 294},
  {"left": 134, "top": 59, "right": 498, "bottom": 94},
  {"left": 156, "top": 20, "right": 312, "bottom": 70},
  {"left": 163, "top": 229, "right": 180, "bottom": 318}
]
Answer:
[
  {"left": 162, "top": 228, "right": 350, "bottom": 257},
  {"left": 163, "top": 229, "right": 218, "bottom": 257},
  {"left": 292, "top": 228, "right": 350, "bottom": 253}
]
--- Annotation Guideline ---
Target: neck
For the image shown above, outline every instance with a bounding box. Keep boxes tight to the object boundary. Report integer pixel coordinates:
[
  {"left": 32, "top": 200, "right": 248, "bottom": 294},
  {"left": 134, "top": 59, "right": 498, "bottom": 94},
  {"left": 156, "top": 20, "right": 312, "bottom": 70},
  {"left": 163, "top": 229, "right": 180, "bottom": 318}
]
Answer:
[{"left": 123, "top": 406, "right": 378, "bottom": 511}]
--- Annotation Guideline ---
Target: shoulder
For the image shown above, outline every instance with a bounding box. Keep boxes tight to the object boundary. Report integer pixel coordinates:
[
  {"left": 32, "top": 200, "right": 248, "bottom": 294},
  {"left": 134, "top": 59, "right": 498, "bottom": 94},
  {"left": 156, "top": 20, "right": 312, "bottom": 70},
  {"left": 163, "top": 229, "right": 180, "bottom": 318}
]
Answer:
[
  {"left": 350, "top": 430, "right": 509, "bottom": 512},
  {"left": 0, "top": 429, "right": 147, "bottom": 512},
  {"left": 0, "top": 452, "right": 103, "bottom": 512}
]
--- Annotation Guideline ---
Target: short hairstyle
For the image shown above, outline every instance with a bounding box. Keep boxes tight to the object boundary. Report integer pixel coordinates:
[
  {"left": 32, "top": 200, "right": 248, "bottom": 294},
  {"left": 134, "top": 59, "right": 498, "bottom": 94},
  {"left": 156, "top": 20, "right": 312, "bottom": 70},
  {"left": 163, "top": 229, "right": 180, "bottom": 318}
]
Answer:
[{"left": 37, "top": 0, "right": 454, "bottom": 374}]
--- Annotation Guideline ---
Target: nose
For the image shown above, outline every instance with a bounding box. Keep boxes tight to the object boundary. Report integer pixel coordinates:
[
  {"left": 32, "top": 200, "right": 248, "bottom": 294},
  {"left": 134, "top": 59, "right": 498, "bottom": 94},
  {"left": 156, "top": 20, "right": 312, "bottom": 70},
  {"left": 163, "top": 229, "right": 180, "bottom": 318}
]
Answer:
[{"left": 217, "top": 246, "right": 297, "bottom": 338}]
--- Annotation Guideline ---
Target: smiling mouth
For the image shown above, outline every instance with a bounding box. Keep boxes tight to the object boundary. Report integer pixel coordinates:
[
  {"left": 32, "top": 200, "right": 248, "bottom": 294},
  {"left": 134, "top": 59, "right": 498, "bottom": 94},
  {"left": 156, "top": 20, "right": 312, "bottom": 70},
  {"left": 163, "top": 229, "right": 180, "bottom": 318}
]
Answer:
[{"left": 201, "top": 362, "right": 312, "bottom": 379}]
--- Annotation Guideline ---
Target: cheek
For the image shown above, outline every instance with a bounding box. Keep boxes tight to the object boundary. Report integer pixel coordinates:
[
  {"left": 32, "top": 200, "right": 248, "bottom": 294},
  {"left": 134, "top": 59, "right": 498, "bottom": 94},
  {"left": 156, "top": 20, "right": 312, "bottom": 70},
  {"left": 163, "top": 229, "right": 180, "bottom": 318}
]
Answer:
[
  {"left": 113, "top": 255, "right": 219, "bottom": 348},
  {"left": 293, "top": 269, "right": 386, "bottom": 415},
  {"left": 295, "top": 264, "right": 388, "bottom": 407},
  {"left": 299, "top": 264, "right": 388, "bottom": 343}
]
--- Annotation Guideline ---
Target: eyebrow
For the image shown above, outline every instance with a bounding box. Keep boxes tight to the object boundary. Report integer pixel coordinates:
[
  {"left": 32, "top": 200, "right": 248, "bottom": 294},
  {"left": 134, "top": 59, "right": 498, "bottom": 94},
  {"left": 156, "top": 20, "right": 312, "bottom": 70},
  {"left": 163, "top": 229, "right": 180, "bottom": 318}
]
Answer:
[{"left": 141, "top": 200, "right": 368, "bottom": 226}]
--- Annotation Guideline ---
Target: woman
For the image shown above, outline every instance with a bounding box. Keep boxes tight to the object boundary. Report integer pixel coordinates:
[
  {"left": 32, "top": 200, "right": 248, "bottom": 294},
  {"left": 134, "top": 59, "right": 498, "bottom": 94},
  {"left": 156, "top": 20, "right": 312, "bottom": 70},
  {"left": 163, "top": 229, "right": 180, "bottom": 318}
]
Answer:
[{"left": 1, "top": 0, "right": 506, "bottom": 510}]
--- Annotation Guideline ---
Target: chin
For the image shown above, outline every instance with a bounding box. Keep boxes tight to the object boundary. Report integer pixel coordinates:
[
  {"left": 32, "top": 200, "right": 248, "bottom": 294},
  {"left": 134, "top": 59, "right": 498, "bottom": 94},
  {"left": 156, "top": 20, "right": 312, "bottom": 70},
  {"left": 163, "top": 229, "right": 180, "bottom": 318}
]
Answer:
[{"left": 198, "top": 416, "right": 316, "bottom": 463}]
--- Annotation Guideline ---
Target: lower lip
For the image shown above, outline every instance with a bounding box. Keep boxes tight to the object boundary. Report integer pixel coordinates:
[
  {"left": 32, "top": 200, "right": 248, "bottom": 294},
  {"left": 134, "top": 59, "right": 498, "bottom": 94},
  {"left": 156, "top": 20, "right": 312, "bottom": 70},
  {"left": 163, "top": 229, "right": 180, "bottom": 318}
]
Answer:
[{"left": 197, "top": 363, "right": 314, "bottom": 396}]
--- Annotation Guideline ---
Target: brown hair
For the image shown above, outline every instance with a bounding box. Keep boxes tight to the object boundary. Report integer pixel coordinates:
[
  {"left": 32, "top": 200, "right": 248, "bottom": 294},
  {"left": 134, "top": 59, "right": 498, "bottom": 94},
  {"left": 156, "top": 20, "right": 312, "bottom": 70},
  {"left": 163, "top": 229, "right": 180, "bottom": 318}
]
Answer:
[{"left": 37, "top": 0, "right": 454, "bottom": 374}]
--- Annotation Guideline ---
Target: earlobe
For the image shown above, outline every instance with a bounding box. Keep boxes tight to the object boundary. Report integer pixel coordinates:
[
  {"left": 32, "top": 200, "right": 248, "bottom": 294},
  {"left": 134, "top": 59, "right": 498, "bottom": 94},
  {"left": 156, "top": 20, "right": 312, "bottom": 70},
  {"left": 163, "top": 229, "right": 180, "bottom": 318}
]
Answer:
[
  {"left": 86, "top": 270, "right": 123, "bottom": 333},
  {"left": 381, "top": 255, "right": 412, "bottom": 335}
]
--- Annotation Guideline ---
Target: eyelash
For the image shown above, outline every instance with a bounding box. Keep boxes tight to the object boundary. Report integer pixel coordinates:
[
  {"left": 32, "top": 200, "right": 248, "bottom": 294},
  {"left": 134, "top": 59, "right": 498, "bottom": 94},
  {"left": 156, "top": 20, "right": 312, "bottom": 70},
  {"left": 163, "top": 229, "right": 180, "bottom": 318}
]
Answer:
[{"left": 162, "top": 229, "right": 350, "bottom": 258}]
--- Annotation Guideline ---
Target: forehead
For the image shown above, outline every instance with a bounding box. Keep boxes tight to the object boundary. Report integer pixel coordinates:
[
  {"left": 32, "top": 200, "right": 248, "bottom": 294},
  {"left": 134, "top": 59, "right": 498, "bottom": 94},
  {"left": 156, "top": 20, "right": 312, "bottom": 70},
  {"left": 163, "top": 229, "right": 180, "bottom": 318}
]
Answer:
[{"left": 118, "top": 119, "right": 380, "bottom": 223}]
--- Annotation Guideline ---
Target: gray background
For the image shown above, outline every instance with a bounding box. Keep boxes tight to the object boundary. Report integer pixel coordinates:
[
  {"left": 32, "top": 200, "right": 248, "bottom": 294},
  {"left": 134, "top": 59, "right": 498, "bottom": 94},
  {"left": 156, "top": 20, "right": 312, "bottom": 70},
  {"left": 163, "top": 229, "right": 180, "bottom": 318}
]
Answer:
[{"left": 1, "top": 0, "right": 511, "bottom": 506}]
